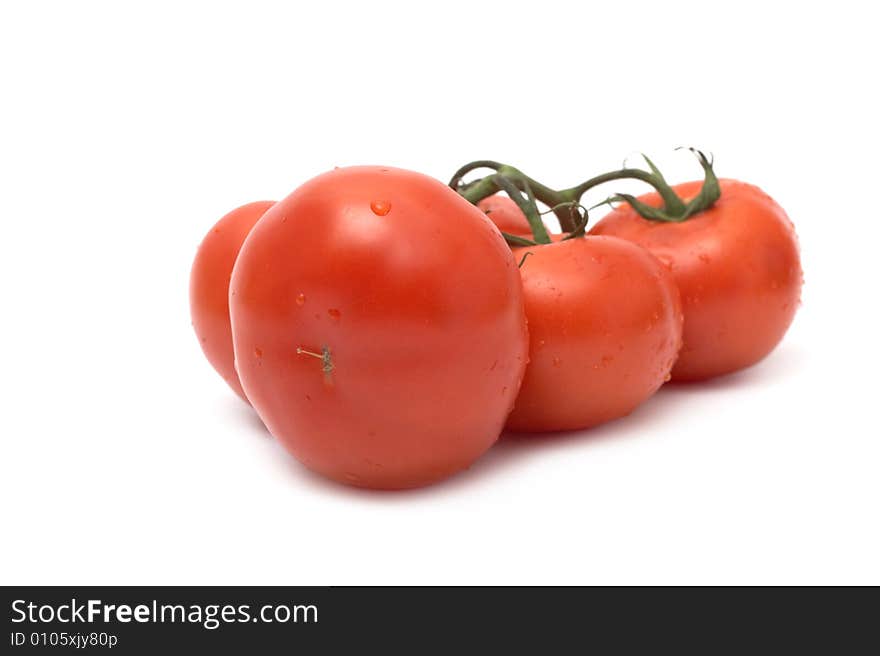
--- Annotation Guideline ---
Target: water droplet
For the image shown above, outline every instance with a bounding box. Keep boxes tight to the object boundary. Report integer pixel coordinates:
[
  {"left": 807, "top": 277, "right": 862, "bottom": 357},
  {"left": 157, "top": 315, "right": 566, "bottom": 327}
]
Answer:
[
  {"left": 552, "top": 357, "right": 561, "bottom": 367},
  {"left": 328, "top": 308, "right": 341, "bottom": 321},
  {"left": 295, "top": 293, "right": 306, "bottom": 306},
  {"left": 370, "top": 200, "right": 392, "bottom": 216},
  {"left": 254, "top": 347, "right": 263, "bottom": 358}
]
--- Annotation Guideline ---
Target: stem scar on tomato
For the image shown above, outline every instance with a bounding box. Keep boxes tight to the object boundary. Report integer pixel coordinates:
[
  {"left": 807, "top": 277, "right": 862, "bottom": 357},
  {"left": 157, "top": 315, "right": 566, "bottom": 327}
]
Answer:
[{"left": 296, "top": 345, "right": 334, "bottom": 374}]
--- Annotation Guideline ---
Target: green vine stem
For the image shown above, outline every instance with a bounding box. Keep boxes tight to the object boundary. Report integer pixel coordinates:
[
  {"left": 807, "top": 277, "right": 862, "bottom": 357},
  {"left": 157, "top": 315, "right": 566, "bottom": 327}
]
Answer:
[
  {"left": 490, "top": 173, "right": 552, "bottom": 244},
  {"left": 449, "top": 160, "right": 578, "bottom": 231},
  {"left": 449, "top": 149, "right": 721, "bottom": 239}
]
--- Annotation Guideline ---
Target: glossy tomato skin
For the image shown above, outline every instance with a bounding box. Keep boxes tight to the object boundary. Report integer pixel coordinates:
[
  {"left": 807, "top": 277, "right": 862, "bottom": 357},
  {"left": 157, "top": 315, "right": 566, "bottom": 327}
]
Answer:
[
  {"left": 507, "top": 236, "right": 682, "bottom": 432},
  {"left": 190, "top": 200, "right": 275, "bottom": 401},
  {"left": 477, "top": 194, "right": 547, "bottom": 238},
  {"left": 590, "top": 179, "right": 802, "bottom": 381},
  {"left": 229, "top": 167, "right": 529, "bottom": 489}
]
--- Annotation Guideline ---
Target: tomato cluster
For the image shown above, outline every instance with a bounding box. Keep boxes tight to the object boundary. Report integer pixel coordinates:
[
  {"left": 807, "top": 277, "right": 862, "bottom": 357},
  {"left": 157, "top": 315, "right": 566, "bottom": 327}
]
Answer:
[{"left": 190, "top": 152, "right": 802, "bottom": 489}]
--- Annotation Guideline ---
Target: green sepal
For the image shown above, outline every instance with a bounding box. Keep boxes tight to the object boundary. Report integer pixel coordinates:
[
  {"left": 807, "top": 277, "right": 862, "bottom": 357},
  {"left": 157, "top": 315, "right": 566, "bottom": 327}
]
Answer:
[
  {"left": 613, "top": 148, "right": 721, "bottom": 222},
  {"left": 501, "top": 232, "right": 538, "bottom": 247},
  {"left": 491, "top": 174, "right": 552, "bottom": 244}
]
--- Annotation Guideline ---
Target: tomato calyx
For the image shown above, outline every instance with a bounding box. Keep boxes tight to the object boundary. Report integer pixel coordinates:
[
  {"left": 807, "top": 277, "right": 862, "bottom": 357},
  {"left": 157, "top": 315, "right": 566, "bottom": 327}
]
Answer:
[
  {"left": 596, "top": 149, "right": 721, "bottom": 223},
  {"left": 450, "top": 161, "right": 588, "bottom": 236},
  {"left": 488, "top": 173, "right": 552, "bottom": 245},
  {"left": 449, "top": 148, "right": 722, "bottom": 244}
]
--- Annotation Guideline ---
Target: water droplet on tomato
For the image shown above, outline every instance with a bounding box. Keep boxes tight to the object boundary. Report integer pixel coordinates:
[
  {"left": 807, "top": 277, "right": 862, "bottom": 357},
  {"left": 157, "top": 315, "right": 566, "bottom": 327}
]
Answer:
[
  {"left": 328, "top": 308, "right": 341, "bottom": 321},
  {"left": 254, "top": 347, "right": 263, "bottom": 358},
  {"left": 295, "top": 293, "right": 306, "bottom": 306},
  {"left": 370, "top": 200, "right": 391, "bottom": 216},
  {"left": 552, "top": 357, "right": 561, "bottom": 367}
]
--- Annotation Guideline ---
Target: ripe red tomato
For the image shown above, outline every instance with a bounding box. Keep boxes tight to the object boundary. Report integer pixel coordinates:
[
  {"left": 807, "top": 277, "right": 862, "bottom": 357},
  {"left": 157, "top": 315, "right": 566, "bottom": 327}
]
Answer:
[
  {"left": 590, "top": 179, "right": 802, "bottom": 380},
  {"left": 190, "top": 200, "right": 275, "bottom": 401},
  {"left": 508, "top": 236, "right": 683, "bottom": 432},
  {"left": 229, "top": 166, "right": 529, "bottom": 489},
  {"left": 477, "top": 194, "right": 546, "bottom": 238}
]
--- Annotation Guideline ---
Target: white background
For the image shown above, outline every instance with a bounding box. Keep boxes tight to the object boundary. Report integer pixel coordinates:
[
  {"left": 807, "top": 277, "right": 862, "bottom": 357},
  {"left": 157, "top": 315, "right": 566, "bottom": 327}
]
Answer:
[{"left": 1, "top": 1, "right": 878, "bottom": 585}]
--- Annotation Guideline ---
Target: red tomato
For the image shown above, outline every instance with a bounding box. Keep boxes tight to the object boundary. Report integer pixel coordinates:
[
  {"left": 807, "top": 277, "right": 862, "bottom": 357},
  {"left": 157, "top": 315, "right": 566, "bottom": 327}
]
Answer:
[
  {"left": 477, "top": 194, "right": 547, "bottom": 238},
  {"left": 229, "top": 166, "right": 529, "bottom": 489},
  {"left": 590, "top": 179, "right": 802, "bottom": 380},
  {"left": 190, "top": 200, "right": 275, "bottom": 401},
  {"left": 507, "top": 236, "right": 682, "bottom": 432}
]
